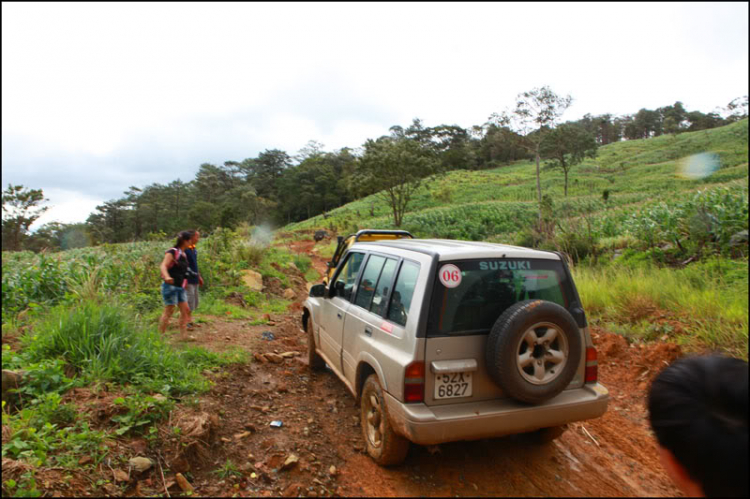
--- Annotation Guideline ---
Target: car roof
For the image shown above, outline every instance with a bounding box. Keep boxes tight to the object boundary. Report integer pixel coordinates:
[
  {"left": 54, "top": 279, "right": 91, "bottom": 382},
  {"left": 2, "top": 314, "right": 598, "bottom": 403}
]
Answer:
[{"left": 352, "top": 238, "right": 560, "bottom": 261}]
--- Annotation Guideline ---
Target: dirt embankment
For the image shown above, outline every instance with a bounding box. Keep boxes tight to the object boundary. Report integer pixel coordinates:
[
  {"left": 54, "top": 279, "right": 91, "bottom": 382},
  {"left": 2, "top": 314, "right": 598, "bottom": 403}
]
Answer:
[{"left": 6, "top": 236, "right": 683, "bottom": 497}]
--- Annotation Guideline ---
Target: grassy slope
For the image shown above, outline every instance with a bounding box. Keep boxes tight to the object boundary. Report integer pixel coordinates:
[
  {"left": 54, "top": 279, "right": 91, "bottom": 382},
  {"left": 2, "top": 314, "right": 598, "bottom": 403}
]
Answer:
[
  {"left": 285, "top": 119, "right": 748, "bottom": 240},
  {"left": 282, "top": 120, "right": 749, "bottom": 357}
]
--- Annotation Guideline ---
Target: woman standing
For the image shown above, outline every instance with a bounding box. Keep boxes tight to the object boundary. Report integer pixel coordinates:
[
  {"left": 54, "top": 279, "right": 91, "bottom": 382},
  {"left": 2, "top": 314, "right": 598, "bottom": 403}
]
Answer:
[{"left": 159, "top": 231, "right": 194, "bottom": 339}]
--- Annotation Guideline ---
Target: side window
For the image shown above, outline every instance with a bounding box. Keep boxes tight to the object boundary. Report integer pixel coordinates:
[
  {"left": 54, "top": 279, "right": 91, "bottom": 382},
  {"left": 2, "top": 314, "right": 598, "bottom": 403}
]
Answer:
[
  {"left": 387, "top": 261, "right": 420, "bottom": 327},
  {"left": 332, "top": 252, "right": 365, "bottom": 302},
  {"left": 369, "top": 258, "right": 398, "bottom": 318},
  {"left": 354, "top": 255, "right": 386, "bottom": 309}
]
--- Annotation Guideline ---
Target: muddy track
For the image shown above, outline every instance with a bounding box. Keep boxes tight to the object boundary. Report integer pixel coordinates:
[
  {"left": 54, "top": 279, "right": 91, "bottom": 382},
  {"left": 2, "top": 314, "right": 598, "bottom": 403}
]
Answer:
[{"left": 162, "top": 237, "right": 681, "bottom": 497}]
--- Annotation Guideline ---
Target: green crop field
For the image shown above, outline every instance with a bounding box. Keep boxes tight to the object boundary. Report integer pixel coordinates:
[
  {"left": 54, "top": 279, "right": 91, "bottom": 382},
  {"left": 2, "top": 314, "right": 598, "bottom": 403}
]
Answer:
[{"left": 287, "top": 119, "right": 748, "bottom": 241}]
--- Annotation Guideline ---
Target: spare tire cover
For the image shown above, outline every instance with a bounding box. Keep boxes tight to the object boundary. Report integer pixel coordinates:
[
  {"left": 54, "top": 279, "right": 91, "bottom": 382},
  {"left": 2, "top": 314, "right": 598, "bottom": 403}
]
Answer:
[{"left": 485, "top": 299, "right": 582, "bottom": 405}]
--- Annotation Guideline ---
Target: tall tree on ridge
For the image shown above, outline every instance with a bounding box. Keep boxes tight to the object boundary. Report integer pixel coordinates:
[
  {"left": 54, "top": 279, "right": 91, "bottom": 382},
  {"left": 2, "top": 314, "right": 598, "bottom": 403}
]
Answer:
[{"left": 490, "top": 86, "right": 572, "bottom": 219}]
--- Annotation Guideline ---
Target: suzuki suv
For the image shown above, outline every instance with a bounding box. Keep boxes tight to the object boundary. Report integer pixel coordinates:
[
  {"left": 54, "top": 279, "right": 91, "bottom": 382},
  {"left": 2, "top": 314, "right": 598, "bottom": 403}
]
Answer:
[{"left": 302, "top": 237, "right": 608, "bottom": 465}]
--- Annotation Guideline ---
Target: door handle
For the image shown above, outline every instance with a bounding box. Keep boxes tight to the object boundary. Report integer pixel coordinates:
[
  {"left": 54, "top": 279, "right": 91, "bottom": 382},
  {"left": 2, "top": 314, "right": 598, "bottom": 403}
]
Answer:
[
  {"left": 337, "top": 312, "right": 343, "bottom": 319},
  {"left": 364, "top": 327, "right": 373, "bottom": 337}
]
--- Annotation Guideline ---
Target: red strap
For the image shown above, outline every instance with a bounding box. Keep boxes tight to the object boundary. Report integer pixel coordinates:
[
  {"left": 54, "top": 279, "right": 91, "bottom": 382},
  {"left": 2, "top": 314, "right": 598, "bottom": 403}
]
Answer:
[{"left": 166, "top": 248, "right": 182, "bottom": 268}]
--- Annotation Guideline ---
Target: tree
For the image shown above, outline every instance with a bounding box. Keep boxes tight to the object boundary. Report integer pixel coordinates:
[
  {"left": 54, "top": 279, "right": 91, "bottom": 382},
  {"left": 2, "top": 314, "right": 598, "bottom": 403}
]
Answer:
[
  {"left": 480, "top": 124, "right": 527, "bottom": 166},
  {"left": 724, "top": 95, "right": 748, "bottom": 123},
  {"left": 357, "top": 137, "right": 438, "bottom": 227},
  {"left": 250, "top": 149, "right": 292, "bottom": 200},
  {"left": 541, "top": 124, "right": 598, "bottom": 196},
  {"left": 490, "top": 86, "right": 572, "bottom": 219},
  {"left": 2, "top": 184, "right": 49, "bottom": 251},
  {"left": 685, "top": 111, "right": 726, "bottom": 132}
]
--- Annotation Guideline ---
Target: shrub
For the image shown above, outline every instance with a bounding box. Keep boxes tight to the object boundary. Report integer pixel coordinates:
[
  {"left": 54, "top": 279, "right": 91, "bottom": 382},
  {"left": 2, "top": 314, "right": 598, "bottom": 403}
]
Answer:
[{"left": 20, "top": 301, "right": 232, "bottom": 395}]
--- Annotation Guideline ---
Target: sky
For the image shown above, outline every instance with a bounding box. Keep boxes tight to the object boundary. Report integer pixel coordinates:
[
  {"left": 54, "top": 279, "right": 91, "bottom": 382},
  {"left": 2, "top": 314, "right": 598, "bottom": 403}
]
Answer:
[{"left": 2, "top": 2, "right": 748, "bottom": 229}]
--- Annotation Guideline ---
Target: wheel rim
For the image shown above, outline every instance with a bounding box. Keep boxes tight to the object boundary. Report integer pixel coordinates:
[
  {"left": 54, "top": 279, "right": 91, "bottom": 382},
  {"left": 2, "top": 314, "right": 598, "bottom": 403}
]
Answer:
[
  {"left": 363, "top": 392, "right": 385, "bottom": 448},
  {"left": 515, "top": 322, "right": 568, "bottom": 385}
]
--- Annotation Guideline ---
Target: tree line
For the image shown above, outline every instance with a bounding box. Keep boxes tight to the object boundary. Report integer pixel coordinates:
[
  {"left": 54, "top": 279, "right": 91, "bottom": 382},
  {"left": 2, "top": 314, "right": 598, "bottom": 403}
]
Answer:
[{"left": 2, "top": 94, "right": 747, "bottom": 252}]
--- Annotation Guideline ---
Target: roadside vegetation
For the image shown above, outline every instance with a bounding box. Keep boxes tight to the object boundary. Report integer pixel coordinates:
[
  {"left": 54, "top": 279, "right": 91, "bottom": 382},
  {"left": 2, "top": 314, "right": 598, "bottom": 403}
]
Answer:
[{"left": 1, "top": 226, "right": 310, "bottom": 495}]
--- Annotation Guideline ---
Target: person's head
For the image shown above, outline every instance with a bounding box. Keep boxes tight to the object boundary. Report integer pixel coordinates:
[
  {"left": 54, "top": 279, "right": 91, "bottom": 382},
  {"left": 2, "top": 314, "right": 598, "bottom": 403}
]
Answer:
[
  {"left": 174, "top": 230, "right": 195, "bottom": 249},
  {"left": 190, "top": 230, "right": 201, "bottom": 245},
  {"left": 648, "top": 355, "right": 748, "bottom": 497}
]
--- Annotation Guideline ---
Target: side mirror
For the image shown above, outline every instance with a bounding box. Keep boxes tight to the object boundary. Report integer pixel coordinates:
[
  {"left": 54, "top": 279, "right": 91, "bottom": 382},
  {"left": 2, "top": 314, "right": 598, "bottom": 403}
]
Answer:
[{"left": 309, "top": 284, "right": 326, "bottom": 298}]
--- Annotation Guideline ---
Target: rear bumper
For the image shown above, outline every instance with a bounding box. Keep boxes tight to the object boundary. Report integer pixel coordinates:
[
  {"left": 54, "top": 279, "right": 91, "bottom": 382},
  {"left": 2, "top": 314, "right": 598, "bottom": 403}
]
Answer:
[{"left": 384, "top": 383, "right": 609, "bottom": 446}]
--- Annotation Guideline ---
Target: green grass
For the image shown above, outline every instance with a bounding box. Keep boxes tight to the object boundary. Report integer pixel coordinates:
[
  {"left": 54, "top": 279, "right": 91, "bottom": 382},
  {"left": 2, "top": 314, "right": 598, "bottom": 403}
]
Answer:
[
  {"left": 11, "top": 301, "right": 243, "bottom": 395},
  {"left": 574, "top": 258, "right": 748, "bottom": 358},
  {"left": 213, "top": 459, "right": 243, "bottom": 479},
  {"left": 315, "top": 239, "right": 338, "bottom": 259},
  {"left": 1, "top": 299, "right": 247, "bottom": 492},
  {"left": 197, "top": 292, "right": 257, "bottom": 319}
]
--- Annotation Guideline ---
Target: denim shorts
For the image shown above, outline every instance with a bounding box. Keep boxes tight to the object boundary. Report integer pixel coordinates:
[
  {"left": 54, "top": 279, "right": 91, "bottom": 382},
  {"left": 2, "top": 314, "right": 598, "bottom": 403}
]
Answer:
[{"left": 161, "top": 282, "right": 187, "bottom": 306}]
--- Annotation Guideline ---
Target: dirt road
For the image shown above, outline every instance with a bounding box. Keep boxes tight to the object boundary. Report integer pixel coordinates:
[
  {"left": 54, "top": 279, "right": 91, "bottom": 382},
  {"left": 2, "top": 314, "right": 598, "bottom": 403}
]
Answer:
[{"left": 164, "top": 237, "right": 682, "bottom": 497}]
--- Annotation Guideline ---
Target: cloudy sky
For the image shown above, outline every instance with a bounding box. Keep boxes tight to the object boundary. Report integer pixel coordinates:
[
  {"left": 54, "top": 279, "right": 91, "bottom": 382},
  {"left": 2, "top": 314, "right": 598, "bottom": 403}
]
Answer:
[{"left": 2, "top": 2, "right": 748, "bottom": 228}]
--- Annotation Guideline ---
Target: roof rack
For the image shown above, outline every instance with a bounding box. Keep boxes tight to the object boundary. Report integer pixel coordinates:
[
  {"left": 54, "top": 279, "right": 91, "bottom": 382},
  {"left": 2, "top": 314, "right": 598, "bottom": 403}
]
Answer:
[{"left": 353, "top": 229, "right": 413, "bottom": 241}]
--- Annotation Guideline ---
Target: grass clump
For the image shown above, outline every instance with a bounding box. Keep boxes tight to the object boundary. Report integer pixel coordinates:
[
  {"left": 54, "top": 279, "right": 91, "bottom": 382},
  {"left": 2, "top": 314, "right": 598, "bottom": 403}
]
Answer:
[
  {"left": 17, "top": 301, "right": 240, "bottom": 395},
  {"left": 574, "top": 259, "right": 748, "bottom": 357},
  {"left": 316, "top": 239, "right": 338, "bottom": 259},
  {"left": 213, "top": 459, "right": 243, "bottom": 479}
]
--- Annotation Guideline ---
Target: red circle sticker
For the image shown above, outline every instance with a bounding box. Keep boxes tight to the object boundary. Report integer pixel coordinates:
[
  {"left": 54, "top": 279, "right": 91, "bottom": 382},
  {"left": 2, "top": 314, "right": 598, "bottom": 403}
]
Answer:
[{"left": 439, "top": 264, "right": 462, "bottom": 288}]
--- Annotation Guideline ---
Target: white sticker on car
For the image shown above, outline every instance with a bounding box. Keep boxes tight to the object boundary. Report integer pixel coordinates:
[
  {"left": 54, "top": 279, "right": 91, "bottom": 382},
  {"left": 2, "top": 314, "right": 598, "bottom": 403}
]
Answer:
[{"left": 439, "top": 264, "right": 462, "bottom": 288}]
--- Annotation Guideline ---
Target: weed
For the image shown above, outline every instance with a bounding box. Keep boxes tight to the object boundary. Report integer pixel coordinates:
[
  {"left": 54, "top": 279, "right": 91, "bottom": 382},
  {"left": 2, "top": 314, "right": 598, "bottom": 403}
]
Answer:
[{"left": 213, "top": 459, "right": 242, "bottom": 479}]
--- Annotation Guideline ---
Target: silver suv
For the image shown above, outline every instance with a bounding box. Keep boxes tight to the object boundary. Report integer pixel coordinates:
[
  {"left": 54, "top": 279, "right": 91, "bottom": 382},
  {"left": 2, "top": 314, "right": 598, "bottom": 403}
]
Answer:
[{"left": 302, "top": 237, "right": 609, "bottom": 465}]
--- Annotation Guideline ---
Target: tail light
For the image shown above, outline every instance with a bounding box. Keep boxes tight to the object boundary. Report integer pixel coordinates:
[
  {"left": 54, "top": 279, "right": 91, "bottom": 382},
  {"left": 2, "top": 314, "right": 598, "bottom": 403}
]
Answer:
[
  {"left": 404, "top": 361, "right": 425, "bottom": 403},
  {"left": 585, "top": 347, "right": 598, "bottom": 383}
]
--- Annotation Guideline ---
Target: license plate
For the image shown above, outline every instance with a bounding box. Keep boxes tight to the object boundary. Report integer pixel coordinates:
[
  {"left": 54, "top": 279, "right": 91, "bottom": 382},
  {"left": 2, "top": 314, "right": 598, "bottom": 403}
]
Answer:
[{"left": 434, "top": 372, "right": 472, "bottom": 399}]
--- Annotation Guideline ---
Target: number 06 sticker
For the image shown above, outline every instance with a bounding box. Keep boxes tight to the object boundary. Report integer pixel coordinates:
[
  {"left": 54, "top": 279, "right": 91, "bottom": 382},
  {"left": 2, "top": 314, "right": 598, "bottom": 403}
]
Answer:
[{"left": 439, "top": 264, "right": 462, "bottom": 288}]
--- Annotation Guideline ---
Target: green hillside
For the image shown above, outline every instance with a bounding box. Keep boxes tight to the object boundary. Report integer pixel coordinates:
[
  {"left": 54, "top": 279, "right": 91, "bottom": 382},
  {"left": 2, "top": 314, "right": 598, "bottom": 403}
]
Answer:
[
  {"left": 283, "top": 120, "right": 748, "bottom": 357},
  {"left": 285, "top": 119, "right": 748, "bottom": 242}
]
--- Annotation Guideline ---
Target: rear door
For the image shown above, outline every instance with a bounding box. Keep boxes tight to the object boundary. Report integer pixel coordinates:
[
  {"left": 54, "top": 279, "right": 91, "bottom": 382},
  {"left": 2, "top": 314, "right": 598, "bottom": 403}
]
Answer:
[
  {"left": 343, "top": 257, "right": 422, "bottom": 392},
  {"left": 424, "top": 258, "right": 582, "bottom": 406}
]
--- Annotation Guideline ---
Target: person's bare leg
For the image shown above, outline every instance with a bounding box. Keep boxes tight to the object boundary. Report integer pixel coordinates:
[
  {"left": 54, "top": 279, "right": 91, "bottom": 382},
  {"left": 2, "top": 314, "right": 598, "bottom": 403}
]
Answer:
[
  {"left": 159, "top": 305, "right": 175, "bottom": 333},
  {"left": 178, "top": 302, "right": 191, "bottom": 339}
]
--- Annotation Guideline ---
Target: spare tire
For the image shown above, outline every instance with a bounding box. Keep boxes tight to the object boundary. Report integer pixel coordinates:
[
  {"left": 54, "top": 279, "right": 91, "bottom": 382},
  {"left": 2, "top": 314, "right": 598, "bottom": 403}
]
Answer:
[{"left": 485, "top": 300, "right": 582, "bottom": 405}]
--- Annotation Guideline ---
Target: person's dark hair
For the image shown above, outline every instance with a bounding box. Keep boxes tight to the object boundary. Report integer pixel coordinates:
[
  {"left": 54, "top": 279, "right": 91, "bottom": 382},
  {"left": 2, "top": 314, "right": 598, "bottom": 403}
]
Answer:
[
  {"left": 648, "top": 355, "right": 748, "bottom": 497},
  {"left": 174, "top": 230, "right": 195, "bottom": 249}
]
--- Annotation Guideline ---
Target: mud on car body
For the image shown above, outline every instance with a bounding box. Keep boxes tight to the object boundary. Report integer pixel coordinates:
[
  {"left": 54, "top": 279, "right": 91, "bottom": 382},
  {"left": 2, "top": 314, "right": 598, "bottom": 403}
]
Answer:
[{"left": 302, "top": 236, "right": 609, "bottom": 466}]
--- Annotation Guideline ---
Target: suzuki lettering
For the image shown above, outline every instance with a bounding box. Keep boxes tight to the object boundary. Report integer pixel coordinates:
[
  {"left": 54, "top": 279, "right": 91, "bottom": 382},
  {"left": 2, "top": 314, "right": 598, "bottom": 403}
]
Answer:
[{"left": 479, "top": 260, "right": 531, "bottom": 271}]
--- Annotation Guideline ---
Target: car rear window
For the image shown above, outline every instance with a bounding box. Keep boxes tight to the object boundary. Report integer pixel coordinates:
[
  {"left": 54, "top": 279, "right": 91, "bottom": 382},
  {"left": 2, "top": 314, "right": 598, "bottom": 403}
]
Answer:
[{"left": 429, "top": 258, "right": 574, "bottom": 336}]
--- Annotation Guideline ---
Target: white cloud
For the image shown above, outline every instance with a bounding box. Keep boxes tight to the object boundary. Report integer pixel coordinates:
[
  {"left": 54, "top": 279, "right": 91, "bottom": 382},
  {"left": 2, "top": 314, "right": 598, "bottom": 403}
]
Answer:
[{"left": 31, "top": 188, "right": 103, "bottom": 230}]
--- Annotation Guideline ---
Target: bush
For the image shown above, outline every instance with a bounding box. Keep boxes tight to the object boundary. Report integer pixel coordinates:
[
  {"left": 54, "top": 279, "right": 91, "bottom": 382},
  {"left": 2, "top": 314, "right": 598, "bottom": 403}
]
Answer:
[{"left": 19, "top": 301, "right": 232, "bottom": 395}]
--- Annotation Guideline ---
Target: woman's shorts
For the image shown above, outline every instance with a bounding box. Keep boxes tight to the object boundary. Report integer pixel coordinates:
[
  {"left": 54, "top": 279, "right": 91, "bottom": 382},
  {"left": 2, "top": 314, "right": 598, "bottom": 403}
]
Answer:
[{"left": 161, "top": 282, "right": 187, "bottom": 306}]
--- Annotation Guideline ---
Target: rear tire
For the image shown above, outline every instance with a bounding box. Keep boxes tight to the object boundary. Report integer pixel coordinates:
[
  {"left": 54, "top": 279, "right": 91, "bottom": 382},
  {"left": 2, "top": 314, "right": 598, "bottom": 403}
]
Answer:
[
  {"left": 360, "top": 375, "right": 410, "bottom": 466},
  {"left": 306, "top": 318, "right": 325, "bottom": 371}
]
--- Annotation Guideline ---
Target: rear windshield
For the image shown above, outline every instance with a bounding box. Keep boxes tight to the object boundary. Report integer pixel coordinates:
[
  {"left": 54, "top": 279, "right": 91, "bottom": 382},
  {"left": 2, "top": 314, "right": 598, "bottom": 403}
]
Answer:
[{"left": 429, "top": 259, "right": 574, "bottom": 336}]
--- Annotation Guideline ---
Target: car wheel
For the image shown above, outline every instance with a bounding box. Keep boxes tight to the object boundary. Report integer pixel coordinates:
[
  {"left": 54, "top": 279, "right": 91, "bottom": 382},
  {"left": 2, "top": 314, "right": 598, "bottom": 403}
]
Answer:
[
  {"left": 485, "top": 300, "right": 582, "bottom": 405},
  {"left": 306, "top": 318, "right": 325, "bottom": 371},
  {"left": 360, "top": 374, "right": 410, "bottom": 466}
]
